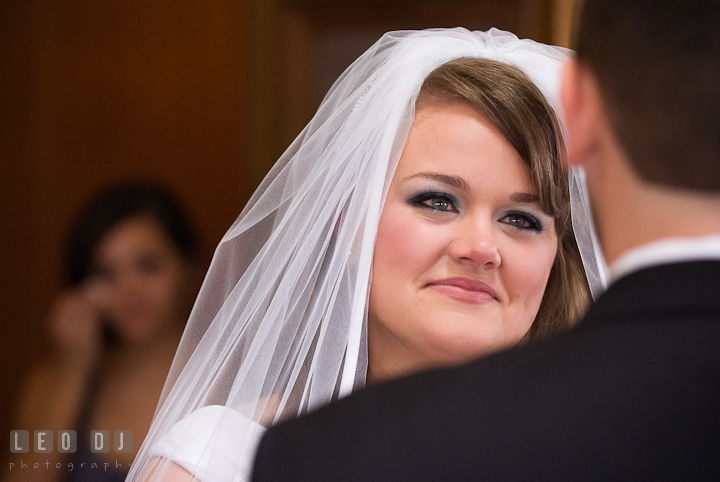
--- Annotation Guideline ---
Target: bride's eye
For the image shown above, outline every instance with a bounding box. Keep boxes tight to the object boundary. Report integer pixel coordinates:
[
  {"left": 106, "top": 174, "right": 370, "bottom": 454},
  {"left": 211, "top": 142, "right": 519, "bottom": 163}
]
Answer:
[
  {"left": 409, "top": 192, "right": 459, "bottom": 213},
  {"left": 500, "top": 211, "right": 543, "bottom": 232},
  {"left": 426, "top": 197, "right": 452, "bottom": 211}
]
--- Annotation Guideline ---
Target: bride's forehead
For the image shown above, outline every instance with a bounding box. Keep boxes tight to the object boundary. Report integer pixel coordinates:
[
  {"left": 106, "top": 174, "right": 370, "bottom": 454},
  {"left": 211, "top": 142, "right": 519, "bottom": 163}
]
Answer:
[{"left": 401, "top": 106, "right": 523, "bottom": 161}]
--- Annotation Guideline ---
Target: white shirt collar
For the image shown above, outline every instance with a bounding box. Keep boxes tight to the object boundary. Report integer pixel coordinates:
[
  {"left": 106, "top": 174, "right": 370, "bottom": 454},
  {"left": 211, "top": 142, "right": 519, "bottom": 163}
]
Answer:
[{"left": 609, "top": 234, "right": 720, "bottom": 283}]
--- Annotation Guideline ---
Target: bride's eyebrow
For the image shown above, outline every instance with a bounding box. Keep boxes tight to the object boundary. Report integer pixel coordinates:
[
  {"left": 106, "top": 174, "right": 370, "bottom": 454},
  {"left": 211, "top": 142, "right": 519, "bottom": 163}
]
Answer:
[
  {"left": 511, "top": 191, "right": 552, "bottom": 216},
  {"left": 402, "top": 172, "right": 469, "bottom": 192},
  {"left": 510, "top": 192, "right": 540, "bottom": 204}
]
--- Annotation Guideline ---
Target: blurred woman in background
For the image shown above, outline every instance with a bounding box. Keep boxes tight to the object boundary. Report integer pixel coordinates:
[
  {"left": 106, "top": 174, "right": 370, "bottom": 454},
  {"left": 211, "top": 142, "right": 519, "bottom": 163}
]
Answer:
[{"left": 8, "top": 181, "right": 200, "bottom": 482}]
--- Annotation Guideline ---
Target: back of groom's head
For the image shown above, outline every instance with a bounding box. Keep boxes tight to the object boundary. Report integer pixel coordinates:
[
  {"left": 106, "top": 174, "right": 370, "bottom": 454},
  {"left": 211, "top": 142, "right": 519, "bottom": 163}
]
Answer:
[{"left": 575, "top": 0, "right": 720, "bottom": 192}]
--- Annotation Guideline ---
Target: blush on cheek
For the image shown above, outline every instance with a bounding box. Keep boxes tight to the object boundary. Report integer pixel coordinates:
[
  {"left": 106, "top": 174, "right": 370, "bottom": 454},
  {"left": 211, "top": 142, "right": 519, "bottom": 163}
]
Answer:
[
  {"left": 511, "top": 247, "right": 556, "bottom": 311},
  {"left": 375, "top": 209, "right": 414, "bottom": 266},
  {"left": 378, "top": 208, "right": 448, "bottom": 270},
  {"left": 527, "top": 260, "right": 554, "bottom": 308}
]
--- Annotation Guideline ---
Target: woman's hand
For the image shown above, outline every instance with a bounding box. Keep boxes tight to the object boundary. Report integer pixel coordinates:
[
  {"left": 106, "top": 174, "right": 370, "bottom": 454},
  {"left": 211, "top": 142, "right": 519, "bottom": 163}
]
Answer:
[{"left": 47, "top": 284, "right": 106, "bottom": 369}]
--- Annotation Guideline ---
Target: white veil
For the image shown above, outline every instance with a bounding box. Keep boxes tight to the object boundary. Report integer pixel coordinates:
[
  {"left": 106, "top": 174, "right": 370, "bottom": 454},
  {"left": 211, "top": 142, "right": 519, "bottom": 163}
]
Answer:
[{"left": 127, "top": 27, "right": 606, "bottom": 482}]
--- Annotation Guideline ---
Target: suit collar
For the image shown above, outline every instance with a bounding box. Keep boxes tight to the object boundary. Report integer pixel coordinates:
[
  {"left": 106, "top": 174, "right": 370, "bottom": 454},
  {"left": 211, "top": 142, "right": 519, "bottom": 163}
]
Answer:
[
  {"left": 609, "top": 235, "right": 720, "bottom": 284},
  {"left": 579, "top": 260, "right": 720, "bottom": 329}
]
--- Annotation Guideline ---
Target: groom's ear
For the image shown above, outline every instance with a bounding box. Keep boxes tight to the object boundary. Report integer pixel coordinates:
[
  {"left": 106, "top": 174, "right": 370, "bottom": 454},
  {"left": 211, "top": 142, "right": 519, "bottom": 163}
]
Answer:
[{"left": 560, "top": 59, "right": 605, "bottom": 168}]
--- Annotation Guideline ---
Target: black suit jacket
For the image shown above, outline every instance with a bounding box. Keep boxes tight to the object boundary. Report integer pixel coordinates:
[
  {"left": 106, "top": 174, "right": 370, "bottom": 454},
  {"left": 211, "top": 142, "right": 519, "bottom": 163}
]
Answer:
[{"left": 252, "top": 261, "right": 720, "bottom": 481}]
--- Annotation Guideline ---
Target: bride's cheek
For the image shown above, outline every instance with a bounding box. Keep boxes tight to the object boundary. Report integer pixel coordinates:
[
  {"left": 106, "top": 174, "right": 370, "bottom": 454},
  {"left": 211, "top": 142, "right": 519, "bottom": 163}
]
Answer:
[{"left": 510, "top": 243, "right": 557, "bottom": 308}]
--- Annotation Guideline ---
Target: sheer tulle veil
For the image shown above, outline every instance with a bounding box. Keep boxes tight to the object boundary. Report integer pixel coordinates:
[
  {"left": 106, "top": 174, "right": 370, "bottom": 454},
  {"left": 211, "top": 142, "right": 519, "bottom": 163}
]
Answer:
[{"left": 127, "top": 27, "right": 606, "bottom": 482}]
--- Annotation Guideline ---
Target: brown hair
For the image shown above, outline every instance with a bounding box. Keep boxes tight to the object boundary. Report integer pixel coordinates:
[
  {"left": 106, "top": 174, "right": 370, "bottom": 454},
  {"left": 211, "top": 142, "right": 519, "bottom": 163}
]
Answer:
[
  {"left": 417, "top": 58, "right": 590, "bottom": 338},
  {"left": 576, "top": 0, "right": 720, "bottom": 191}
]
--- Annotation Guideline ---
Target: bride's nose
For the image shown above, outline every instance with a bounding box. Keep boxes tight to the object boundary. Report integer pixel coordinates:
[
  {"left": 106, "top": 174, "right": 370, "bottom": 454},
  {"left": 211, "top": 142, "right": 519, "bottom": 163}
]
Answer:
[{"left": 448, "top": 216, "right": 501, "bottom": 268}]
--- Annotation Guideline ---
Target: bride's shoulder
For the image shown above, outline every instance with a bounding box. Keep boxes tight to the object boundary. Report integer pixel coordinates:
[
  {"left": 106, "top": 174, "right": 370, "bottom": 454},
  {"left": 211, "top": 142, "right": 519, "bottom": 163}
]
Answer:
[{"left": 151, "top": 405, "right": 266, "bottom": 482}]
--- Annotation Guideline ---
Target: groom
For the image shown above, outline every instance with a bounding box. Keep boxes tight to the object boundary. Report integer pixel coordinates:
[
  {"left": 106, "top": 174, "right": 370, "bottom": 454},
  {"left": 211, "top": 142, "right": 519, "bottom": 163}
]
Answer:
[{"left": 252, "top": 1, "right": 720, "bottom": 480}]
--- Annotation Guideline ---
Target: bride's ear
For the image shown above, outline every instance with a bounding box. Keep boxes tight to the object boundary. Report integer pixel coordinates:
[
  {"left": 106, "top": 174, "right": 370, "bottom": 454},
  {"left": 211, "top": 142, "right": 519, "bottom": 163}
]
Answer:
[{"left": 560, "top": 59, "right": 604, "bottom": 169}]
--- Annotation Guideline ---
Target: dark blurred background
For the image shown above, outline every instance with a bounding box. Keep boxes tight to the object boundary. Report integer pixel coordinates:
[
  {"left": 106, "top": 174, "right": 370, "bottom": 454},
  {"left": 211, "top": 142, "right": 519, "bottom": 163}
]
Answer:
[{"left": 0, "top": 0, "right": 577, "bottom": 447}]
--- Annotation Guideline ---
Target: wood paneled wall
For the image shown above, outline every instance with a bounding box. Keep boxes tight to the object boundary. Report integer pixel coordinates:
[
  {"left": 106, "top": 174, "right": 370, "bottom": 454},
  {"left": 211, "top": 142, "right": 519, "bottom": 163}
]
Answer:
[{"left": 0, "top": 0, "right": 250, "bottom": 443}]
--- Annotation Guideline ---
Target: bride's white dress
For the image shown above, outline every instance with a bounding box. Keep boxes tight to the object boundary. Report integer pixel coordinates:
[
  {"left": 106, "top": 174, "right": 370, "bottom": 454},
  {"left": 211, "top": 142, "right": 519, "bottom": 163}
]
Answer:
[{"left": 151, "top": 406, "right": 266, "bottom": 482}]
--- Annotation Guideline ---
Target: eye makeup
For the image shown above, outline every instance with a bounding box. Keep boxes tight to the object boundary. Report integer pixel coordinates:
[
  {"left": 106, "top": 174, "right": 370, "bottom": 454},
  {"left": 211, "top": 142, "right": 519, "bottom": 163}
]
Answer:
[
  {"left": 499, "top": 210, "right": 544, "bottom": 233},
  {"left": 407, "top": 190, "right": 460, "bottom": 213},
  {"left": 402, "top": 178, "right": 549, "bottom": 234}
]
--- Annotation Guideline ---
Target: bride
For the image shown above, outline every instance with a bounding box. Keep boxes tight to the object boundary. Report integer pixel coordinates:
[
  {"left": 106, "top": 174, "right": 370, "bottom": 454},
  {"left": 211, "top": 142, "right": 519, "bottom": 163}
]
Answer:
[{"left": 127, "top": 27, "right": 605, "bottom": 482}]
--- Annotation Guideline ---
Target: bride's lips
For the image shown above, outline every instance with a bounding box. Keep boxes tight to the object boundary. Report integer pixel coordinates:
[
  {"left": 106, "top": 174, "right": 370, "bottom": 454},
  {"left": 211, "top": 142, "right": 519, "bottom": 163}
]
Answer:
[{"left": 427, "top": 277, "right": 498, "bottom": 304}]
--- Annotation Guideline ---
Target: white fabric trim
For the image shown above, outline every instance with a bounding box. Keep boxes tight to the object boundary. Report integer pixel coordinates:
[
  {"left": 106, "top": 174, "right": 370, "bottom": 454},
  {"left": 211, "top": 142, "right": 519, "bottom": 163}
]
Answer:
[
  {"left": 150, "top": 405, "right": 266, "bottom": 482},
  {"left": 609, "top": 235, "right": 720, "bottom": 283}
]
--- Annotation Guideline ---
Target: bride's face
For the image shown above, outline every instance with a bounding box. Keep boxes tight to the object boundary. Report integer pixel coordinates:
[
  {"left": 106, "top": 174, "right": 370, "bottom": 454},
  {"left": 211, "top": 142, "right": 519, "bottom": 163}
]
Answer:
[{"left": 367, "top": 103, "right": 558, "bottom": 382}]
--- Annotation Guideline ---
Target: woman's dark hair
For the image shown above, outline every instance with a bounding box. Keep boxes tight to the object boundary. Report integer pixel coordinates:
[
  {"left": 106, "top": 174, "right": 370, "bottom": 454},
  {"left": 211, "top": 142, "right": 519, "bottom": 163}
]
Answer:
[{"left": 65, "top": 180, "right": 199, "bottom": 287}]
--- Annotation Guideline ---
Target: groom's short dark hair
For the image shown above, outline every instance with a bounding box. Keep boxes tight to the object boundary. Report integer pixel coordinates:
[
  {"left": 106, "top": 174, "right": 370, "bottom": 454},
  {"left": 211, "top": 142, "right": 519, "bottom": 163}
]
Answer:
[{"left": 576, "top": 0, "right": 720, "bottom": 191}]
